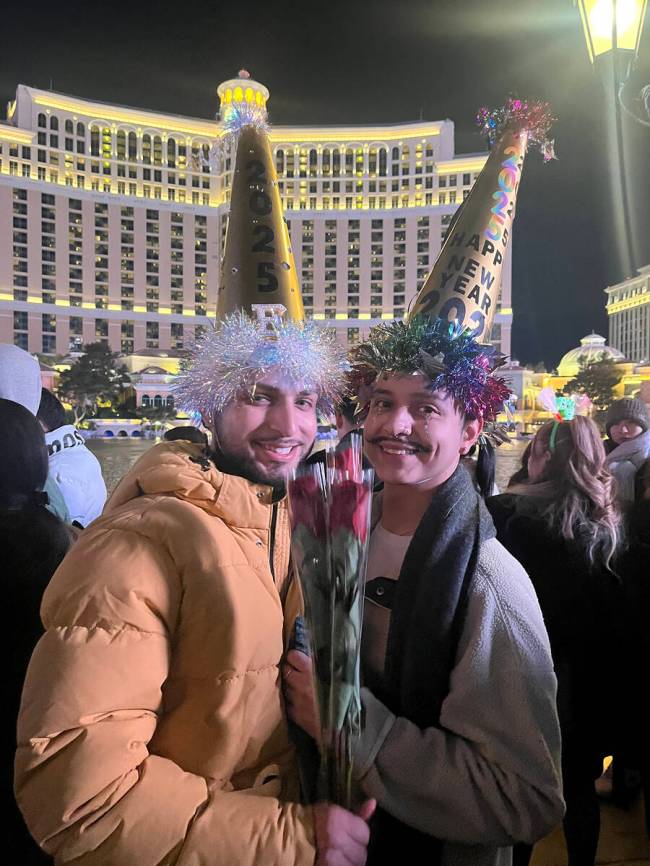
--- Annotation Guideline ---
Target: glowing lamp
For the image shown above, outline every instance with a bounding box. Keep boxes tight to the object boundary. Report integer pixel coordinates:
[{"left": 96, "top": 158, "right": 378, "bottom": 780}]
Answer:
[{"left": 577, "top": 0, "right": 647, "bottom": 61}]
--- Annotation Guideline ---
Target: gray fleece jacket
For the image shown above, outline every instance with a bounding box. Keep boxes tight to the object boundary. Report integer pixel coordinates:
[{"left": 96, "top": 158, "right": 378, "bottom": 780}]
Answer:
[{"left": 354, "top": 536, "right": 564, "bottom": 866}]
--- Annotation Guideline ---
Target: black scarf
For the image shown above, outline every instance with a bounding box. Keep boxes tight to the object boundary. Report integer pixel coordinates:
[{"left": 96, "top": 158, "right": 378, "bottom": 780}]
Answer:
[{"left": 368, "top": 463, "right": 496, "bottom": 865}]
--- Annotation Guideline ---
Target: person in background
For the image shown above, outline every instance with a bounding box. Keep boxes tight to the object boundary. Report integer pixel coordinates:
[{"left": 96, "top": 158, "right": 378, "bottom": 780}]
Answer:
[
  {"left": 487, "top": 417, "right": 626, "bottom": 866},
  {"left": 614, "top": 446, "right": 650, "bottom": 828},
  {"left": 0, "top": 344, "right": 69, "bottom": 523},
  {"left": 37, "top": 389, "right": 107, "bottom": 528},
  {"left": 462, "top": 437, "right": 498, "bottom": 498},
  {"left": 603, "top": 397, "right": 650, "bottom": 506},
  {"left": 601, "top": 397, "right": 650, "bottom": 814},
  {"left": 1, "top": 398, "right": 74, "bottom": 866},
  {"left": 507, "top": 441, "right": 532, "bottom": 487},
  {"left": 335, "top": 395, "right": 362, "bottom": 443},
  {"left": 308, "top": 395, "right": 372, "bottom": 471},
  {"left": 163, "top": 425, "right": 209, "bottom": 446}
]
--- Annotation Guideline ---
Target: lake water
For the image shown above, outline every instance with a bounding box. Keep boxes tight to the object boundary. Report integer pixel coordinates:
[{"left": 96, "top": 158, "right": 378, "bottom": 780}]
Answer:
[{"left": 89, "top": 437, "right": 528, "bottom": 495}]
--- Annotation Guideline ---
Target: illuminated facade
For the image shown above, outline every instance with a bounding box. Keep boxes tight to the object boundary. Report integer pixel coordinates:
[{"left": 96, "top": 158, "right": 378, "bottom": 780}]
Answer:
[
  {"left": 605, "top": 264, "right": 650, "bottom": 363},
  {"left": 498, "top": 334, "right": 650, "bottom": 433},
  {"left": 0, "top": 73, "right": 513, "bottom": 357}
]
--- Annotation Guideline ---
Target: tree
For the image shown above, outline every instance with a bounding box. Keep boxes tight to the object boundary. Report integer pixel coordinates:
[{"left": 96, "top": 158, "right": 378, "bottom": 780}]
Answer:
[
  {"left": 563, "top": 353, "right": 622, "bottom": 425},
  {"left": 58, "top": 342, "right": 131, "bottom": 418}
]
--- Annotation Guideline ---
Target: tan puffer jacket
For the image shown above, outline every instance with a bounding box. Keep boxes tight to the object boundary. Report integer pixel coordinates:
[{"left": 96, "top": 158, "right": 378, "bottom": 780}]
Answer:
[{"left": 15, "top": 441, "right": 315, "bottom": 865}]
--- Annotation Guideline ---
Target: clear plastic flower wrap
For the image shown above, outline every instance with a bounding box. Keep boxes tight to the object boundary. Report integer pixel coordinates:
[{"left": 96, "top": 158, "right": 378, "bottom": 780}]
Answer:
[{"left": 287, "top": 433, "right": 373, "bottom": 808}]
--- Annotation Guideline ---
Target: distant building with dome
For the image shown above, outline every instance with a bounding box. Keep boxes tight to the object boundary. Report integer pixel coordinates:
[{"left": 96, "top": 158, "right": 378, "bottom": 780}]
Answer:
[
  {"left": 497, "top": 331, "right": 649, "bottom": 433},
  {"left": 556, "top": 332, "right": 625, "bottom": 378}
]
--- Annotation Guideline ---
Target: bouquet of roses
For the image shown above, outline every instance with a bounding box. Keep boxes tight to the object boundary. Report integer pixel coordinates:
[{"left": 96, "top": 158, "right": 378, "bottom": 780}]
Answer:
[{"left": 287, "top": 432, "right": 373, "bottom": 808}]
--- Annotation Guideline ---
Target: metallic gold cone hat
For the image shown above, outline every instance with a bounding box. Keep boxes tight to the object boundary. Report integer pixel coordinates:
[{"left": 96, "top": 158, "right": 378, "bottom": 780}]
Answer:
[
  {"left": 217, "top": 86, "right": 304, "bottom": 320},
  {"left": 410, "top": 98, "right": 556, "bottom": 342}
]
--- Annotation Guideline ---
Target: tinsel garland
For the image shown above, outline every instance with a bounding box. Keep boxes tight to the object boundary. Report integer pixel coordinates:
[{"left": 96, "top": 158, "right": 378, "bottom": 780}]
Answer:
[
  {"left": 219, "top": 102, "right": 270, "bottom": 156},
  {"left": 173, "top": 311, "right": 349, "bottom": 418},
  {"left": 349, "top": 316, "right": 511, "bottom": 422}
]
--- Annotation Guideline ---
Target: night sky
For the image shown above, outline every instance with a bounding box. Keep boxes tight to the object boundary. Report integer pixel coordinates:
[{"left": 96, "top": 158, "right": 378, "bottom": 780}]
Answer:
[{"left": 3, "top": 0, "right": 649, "bottom": 368}]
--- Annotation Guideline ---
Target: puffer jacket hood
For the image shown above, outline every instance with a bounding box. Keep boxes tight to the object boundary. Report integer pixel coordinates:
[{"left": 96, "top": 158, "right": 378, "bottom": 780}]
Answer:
[{"left": 15, "top": 440, "right": 314, "bottom": 866}]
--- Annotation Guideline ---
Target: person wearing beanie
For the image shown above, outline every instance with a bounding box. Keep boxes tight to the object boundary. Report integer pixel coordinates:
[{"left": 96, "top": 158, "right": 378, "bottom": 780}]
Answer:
[
  {"left": 37, "top": 389, "right": 107, "bottom": 527},
  {"left": 0, "top": 344, "right": 69, "bottom": 522},
  {"left": 602, "top": 396, "right": 650, "bottom": 813},
  {"left": 604, "top": 397, "right": 650, "bottom": 504}
]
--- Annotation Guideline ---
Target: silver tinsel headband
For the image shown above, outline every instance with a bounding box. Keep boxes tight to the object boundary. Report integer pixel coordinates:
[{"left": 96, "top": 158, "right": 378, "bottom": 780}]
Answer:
[{"left": 173, "top": 310, "right": 348, "bottom": 418}]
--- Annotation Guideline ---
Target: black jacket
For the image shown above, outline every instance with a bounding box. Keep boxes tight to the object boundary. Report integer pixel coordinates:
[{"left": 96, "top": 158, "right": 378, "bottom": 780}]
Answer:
[
  {"left": 3, "top": 506, "right": 71, "bottom": 866},
  {"left": 486, "top": 494, "right": 625, "bottom": 754}
]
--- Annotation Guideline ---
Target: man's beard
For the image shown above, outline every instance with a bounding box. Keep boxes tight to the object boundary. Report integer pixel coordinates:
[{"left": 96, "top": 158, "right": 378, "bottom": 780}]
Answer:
[{"left": 211, "top": 445, "right": 313, "bottom": 493}]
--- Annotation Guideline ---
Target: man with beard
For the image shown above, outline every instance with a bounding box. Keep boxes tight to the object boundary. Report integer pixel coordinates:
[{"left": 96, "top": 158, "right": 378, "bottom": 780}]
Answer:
[
  {"left": 285, "top": 316, "right": 564, "bottom": 866},
  {"left": 15, "top": 310, "right": 374, "bottom": 866}
]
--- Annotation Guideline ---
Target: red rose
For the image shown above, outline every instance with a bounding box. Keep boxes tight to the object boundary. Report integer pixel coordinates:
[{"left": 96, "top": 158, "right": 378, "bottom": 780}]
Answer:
[
  {"left": 326, "top": 431, "right": 364, "bottom": 482},
  {"left": 288, "top": 474, "right": 327, "bottom": 539},
  {"left": 331, "top": 443, "right": 357, "bottom": 478},
  {"left": 329, "top": 479, "right": 371, "bottom": 543}
]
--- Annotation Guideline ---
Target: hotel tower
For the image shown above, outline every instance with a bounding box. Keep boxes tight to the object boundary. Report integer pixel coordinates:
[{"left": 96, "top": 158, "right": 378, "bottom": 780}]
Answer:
[{"left": 0, "top": 71, "right": 512, "bottom": 357}]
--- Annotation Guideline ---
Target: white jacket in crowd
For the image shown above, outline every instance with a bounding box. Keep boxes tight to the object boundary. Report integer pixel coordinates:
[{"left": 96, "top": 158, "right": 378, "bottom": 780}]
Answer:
[{"left": 44, "top": 425, "right": 107, "bottom": 526}]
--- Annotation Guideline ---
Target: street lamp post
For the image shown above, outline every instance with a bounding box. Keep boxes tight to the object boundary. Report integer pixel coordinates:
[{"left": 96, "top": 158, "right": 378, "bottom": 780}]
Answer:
[{"left": 576, "top": 0, "right": 648, "bottom": 279}]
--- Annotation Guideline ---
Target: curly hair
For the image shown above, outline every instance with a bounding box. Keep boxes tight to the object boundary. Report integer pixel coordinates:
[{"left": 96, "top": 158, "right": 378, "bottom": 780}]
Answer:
[{"left": 512, "top": 416, "right": 623, "bottom": 569}]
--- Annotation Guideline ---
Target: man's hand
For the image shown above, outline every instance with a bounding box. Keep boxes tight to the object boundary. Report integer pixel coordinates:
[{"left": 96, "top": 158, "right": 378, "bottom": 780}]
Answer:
[
  {"left": 283, "top": 649, "right": 320, "bottom": 742},
  {"left": 313, "top": 800, "right": 376, "bottom": 866}
]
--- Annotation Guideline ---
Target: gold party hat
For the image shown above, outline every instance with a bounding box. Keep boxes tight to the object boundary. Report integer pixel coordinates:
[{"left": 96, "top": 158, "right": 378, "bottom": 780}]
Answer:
[
  {"left": 217, "top": 115, "right": 304, "bottom": 320},
  {"left": 410, "top": 98, "right": 556, "bottom": 342}
]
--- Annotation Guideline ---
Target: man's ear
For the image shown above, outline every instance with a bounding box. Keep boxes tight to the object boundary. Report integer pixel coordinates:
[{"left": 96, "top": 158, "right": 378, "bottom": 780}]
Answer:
[{"left": 460, "top": 417, "right": 482, "bottom": 455}]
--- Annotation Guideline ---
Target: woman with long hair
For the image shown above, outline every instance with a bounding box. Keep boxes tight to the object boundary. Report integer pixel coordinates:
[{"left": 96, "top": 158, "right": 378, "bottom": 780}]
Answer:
[
  {"left": 487, "top": 416, "right": 625, "bottom": 866},
  {"left": 1, "top": 398, "right": 74, "bottom": 865}
]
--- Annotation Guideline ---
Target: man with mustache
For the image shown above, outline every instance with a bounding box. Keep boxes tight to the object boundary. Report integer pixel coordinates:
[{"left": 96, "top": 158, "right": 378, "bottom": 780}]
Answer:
[
  {"left": 285, "top": 316, "right": 564, "bottom": 866},
  {"left": 15, "top": 311, "right": 374, "bottom": 866}
]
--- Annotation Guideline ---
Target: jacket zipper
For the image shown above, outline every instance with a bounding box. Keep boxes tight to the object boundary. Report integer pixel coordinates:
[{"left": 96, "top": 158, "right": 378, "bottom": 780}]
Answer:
[{"left": 269, "top": 502, "right": 278, "bottom": 582}]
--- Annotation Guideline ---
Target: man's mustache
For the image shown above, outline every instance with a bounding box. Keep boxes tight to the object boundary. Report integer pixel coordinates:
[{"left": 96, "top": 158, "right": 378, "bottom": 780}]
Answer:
[{"left": 366, "top": 436, "right": 431, "bottom": 453}]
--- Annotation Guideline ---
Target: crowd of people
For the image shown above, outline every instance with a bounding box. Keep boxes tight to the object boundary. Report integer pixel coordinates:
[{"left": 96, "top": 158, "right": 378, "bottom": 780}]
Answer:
[{"left": 2, "top": 327, "right": 648, "bottom": 866}]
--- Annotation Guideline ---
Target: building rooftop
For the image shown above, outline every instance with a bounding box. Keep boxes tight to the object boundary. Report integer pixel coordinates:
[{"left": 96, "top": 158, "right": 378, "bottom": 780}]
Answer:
[{"left": 557, "top": 332, "right": 625, "bottom": 377}]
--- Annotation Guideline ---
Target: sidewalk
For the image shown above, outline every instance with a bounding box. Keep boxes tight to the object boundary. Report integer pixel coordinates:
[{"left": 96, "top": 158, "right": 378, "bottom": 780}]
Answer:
[{"left": 531, "top": 795, "right": 650, "bottom": 865}]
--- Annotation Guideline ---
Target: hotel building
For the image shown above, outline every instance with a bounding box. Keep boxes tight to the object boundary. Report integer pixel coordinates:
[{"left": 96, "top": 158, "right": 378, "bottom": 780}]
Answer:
[
  {"left": 605, "top": 264, "right": 650, "bottom": 364},
  {"left": 0, "top": 72, "right": 512, "bottom": 358}
]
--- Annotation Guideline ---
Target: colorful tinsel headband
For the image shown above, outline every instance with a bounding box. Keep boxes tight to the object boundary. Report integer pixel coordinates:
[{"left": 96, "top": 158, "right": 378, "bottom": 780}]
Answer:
[
  {"left": 348, "top": 316, "right": 511, "bottom": 423},
  {"left": 173, "top": 308, "right": 349, "bottom": 418}
]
